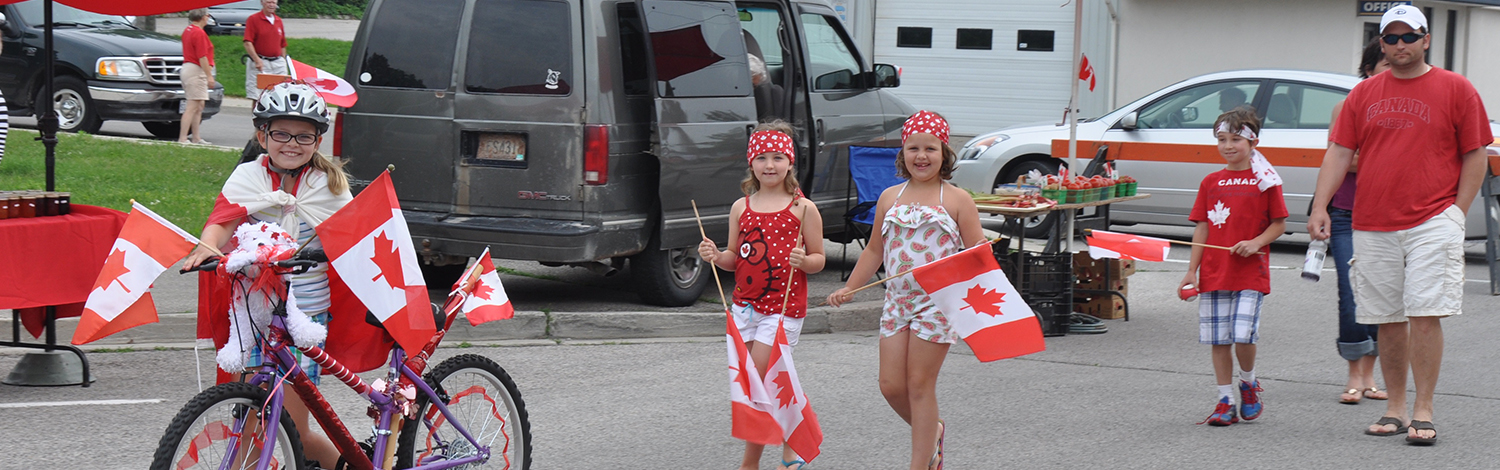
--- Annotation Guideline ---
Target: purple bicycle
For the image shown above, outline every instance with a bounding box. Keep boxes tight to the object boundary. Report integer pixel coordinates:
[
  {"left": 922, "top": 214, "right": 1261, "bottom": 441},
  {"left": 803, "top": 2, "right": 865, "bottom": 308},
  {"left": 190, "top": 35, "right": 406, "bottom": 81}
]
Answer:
[{"left": 150, "top": 248, "right": 531, "bottom": 470}]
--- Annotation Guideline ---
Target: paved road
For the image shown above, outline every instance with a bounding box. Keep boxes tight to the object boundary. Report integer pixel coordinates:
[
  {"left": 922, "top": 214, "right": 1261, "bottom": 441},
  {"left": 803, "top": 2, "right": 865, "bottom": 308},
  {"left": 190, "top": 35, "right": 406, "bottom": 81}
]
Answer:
[{"left": 6, "top": 259, "right": 1500, "bottom": 468}]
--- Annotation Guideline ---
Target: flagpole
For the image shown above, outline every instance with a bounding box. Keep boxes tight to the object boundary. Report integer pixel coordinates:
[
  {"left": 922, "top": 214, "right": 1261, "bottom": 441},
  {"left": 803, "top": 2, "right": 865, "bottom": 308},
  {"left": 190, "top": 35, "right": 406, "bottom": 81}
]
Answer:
[
  {"left": 1082, "top": 229, "right": 1236, "bottom": 252},
  {"left": 822, "top": 238, "right": 999, "bottom": 306},
  {"left": 690, "top": 200, "right": 731, "bottom": 312},
  {"left": 778, "top": 203, "right": 810, "bottom": 316}
]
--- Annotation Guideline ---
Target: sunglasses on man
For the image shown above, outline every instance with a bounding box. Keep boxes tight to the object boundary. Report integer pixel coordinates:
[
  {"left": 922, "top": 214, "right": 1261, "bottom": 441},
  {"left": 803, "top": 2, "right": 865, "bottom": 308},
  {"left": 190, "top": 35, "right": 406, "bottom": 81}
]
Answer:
[{"left": 1381, "top": 32, "right": 1426, "bottom": 45}]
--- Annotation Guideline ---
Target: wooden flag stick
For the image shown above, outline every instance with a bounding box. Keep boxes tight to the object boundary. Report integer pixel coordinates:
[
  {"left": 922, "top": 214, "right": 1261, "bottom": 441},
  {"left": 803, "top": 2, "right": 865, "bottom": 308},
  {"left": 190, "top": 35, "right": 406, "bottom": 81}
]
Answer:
[
  {"left": 1082, "top": 229, "right": 1234, "bottom": 252},
  {"left": 778, "top": 203, "right": 810, "bottom": 316},
  {"left": 690, "top": 200, "right": 731, "bottom": 312},
  {"left": 824, "top": 238, "right": 999, "bottom": 305}
]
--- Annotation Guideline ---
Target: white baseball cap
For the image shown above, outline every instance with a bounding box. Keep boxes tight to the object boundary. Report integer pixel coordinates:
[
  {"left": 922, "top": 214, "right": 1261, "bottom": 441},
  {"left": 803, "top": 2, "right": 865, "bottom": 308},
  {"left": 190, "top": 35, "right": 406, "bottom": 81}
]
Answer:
[{"left": 1380, "top": 5, "right": 1427, "bottom": 33}]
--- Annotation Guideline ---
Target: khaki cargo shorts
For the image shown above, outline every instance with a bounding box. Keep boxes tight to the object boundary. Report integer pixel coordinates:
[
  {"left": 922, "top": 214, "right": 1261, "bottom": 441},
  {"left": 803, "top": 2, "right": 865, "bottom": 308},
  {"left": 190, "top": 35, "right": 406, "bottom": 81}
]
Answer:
[{"left": 1351, "top": 205, "right": 1465, "bottom": 324}]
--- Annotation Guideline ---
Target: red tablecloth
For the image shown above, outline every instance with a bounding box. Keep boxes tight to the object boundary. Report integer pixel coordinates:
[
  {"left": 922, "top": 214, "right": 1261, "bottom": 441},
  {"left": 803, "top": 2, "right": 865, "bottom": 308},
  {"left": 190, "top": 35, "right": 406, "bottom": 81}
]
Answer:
[{"left": 0, "top": 205, "right": 128, "bottom": 338}]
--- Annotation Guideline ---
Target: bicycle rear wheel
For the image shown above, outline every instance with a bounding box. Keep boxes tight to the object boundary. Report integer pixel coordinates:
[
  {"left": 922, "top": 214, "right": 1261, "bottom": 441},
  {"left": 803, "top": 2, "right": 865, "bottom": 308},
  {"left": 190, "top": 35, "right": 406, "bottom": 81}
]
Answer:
[
  {"left": 395, "top": 354, "right": 531, "bottom": 469},
  {"left": 152, "top": 381, "right": 306, "bottom": 470}
]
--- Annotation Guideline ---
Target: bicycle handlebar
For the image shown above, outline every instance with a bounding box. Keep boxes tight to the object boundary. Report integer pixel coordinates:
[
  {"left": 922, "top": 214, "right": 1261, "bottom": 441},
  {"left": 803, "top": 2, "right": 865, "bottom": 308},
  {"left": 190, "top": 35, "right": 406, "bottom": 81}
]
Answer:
[{"left": 180, "top": 249, "right": 328, "bottom": 274}]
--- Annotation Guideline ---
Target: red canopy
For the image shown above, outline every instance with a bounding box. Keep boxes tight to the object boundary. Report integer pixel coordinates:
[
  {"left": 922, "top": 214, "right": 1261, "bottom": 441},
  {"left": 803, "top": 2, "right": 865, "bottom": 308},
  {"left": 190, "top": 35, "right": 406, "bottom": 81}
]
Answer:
[{"left": 0, "top": 0, "right": 235, "bottom": 16}]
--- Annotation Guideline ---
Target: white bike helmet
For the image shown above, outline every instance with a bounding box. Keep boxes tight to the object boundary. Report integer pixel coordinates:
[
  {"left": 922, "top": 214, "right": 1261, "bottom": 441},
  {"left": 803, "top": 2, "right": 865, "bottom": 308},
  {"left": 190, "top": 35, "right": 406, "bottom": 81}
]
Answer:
[{"left": 252, "top": 81, "right": 330, "bottom": 134}]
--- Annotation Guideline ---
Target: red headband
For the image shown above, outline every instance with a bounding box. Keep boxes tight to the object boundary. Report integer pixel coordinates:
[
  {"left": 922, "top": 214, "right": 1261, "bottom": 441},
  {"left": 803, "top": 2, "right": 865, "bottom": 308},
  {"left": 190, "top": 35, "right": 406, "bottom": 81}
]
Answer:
[
  {"left": 747, "top": 130, "right": 795, "bottom": 164},
  {"left": 902, "top": 110, "right": 949, "bottom": 145}
]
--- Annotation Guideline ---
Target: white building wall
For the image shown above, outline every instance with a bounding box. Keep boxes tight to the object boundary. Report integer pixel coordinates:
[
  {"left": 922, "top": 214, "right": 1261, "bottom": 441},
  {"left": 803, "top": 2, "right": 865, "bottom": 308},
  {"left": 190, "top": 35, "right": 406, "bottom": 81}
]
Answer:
[
  {"left": 1114, "top": 0, "right": 1498, "bottom": 117},
  {"left": 1467, "top": 7, "right": 1500, "bottom": 119},
  {"left": 869, "top": 0, "right": 1113, "bottom": 136}
]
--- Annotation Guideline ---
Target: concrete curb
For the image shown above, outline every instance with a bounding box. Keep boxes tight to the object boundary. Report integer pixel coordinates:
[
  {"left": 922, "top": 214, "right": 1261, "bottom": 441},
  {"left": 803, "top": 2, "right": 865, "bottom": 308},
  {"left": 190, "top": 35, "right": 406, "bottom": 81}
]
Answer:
[{"left": 1, "top": 301, "right": 885, "bottom": 347}]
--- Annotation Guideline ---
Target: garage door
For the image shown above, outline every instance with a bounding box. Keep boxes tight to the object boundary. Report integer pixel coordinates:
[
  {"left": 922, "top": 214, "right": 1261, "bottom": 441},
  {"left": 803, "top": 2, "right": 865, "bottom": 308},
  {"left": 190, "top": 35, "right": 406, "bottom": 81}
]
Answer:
[{"left": 872, "top": 0, "right": 1103, "bottom": 137}]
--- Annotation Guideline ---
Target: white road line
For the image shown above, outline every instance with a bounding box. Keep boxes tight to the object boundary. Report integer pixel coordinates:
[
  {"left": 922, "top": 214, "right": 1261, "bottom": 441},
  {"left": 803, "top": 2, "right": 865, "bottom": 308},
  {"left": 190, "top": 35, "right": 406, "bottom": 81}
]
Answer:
[{"left": 0, "top": 398, "right": 164, "bottom": 409}]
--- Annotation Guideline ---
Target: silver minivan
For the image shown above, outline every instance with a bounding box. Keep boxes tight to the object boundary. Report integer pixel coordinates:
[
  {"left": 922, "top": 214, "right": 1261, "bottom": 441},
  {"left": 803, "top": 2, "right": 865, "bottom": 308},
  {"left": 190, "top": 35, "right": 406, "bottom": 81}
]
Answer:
[{"left": 339, "top": 0, "right": 914, "bottom": 305}]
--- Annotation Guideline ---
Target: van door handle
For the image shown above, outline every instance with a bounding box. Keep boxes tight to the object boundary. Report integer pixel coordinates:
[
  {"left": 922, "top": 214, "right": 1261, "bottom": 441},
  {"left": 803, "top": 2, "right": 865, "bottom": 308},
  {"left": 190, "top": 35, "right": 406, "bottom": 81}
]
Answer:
[
  {"left": 746, "top": 124, "right": 755, "bottom": 137},
  {"left": 815, "top": 119, "right": 826, "bottom": 152}
]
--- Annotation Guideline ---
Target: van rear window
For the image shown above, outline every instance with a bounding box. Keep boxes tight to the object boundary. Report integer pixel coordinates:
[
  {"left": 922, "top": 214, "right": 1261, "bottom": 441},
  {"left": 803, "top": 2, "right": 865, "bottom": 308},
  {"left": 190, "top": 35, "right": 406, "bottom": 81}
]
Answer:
[
  {"left": 357, "top": 0, "right": 464, "bottom": 90},
  {"left": 464, "top": 0, "right": 573, "bottom": 95}
]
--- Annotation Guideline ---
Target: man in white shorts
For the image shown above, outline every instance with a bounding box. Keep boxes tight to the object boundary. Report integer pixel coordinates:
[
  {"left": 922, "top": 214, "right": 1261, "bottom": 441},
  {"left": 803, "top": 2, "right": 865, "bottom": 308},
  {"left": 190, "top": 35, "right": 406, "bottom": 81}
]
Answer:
[
  {"left": 1307, "top": 6, "right": 1493, "bottom": 445},
  {"left": 243, "top": 0, "right": 288, "bottom": 100}
]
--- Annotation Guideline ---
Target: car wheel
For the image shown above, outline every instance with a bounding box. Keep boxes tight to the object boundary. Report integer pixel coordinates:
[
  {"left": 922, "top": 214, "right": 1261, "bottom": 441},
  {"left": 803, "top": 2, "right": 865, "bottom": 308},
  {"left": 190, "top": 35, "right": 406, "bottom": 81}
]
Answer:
[
  {"left": 142, "top": 121, "right": 182, "bottom": 139},
  {"left": 631, "top": 238, "right": 711, "bottom": 307},
  {"left": 39, "top": 76, "right": 103, "bottom": 134},
  {"left": 1002, "top": 159, "right": 1061, "bottom": 239}
]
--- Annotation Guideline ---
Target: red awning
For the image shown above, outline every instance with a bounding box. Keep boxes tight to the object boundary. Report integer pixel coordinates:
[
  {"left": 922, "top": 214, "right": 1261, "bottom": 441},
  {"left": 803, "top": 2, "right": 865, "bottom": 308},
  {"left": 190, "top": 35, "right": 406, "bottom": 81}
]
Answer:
[{"left": 0, "top": 0, "right": 237, "bottom": 16}]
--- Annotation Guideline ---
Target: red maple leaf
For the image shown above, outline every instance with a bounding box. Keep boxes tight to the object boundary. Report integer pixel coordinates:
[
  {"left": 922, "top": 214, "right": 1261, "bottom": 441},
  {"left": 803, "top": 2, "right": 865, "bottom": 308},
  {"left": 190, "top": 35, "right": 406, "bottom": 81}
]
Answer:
[
  {"left": 772, "top": 371, "right": 797, "bottom": 409},
  {"left": 961, "top": 285, "right": 1006, "bottom": 317},
  {"left": 369, "top": 231, "right": 407, "bottom": 289},
  {"left": 98, "top": 248, "right": 133, "bottom": 294},
  {"left": 471, "top": 280, "right": 495, "bottom": 301},
  {"left": 731, "top": 355, "right": 753, "bottom": 397}
]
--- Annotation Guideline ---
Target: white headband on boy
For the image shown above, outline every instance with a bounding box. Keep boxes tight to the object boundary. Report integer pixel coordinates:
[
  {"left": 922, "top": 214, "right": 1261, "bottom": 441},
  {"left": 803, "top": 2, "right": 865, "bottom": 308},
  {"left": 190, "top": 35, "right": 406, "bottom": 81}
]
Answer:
[{"left": 1215, "top": 121, "right": 1258, "bottom": 141}]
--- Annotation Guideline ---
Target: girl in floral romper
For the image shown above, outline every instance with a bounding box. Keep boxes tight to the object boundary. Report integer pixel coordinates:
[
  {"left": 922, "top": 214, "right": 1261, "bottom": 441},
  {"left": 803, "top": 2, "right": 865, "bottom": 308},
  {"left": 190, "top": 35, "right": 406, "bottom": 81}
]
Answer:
[
  {"left": 699, "top": 121, "right": 825, "bottom": 470},
  {"left": 828, "top": 111, "right": 986, "bottom": 470}
]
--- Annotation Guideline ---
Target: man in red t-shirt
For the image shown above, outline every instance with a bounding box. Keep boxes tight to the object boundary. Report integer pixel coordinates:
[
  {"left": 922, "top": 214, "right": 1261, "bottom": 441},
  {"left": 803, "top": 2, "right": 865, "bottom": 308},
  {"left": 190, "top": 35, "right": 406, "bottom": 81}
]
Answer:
[
  {"left": 179, "top": 8, "right": 216, "bottom": 144},
  {"left": 243, "top": 0, "right": 288, "bottom": 100},
  {"left": 1307, "top": 6, "right": 1493, "bottom": 445}
]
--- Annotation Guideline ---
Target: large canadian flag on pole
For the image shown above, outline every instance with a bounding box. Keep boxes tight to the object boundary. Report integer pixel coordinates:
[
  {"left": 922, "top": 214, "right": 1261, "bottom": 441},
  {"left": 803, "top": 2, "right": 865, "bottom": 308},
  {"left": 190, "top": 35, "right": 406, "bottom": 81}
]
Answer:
[
  {"left": 1085, "top": 229, "right": 1171, "bottom": 262},
  {"left": 726, "top": 314, "right": 780, "bottom": 446},
  {"left": 288, "top": 58, "right": 358, "bottom": 108},
  {"left": 446, "top": 248, "right": 515, "bottom": 326},
  {"left": 910, "top": 243, "right": 1046, "bottom": 362},
  {"left": 73, "top": 202, "right": 199, "bottom": 344},
  {"left": 763, "top": 319, "right": 823, "bottom": 461},
  {"left": 316, "top": 171, "right": 435, "bottom": 353}
]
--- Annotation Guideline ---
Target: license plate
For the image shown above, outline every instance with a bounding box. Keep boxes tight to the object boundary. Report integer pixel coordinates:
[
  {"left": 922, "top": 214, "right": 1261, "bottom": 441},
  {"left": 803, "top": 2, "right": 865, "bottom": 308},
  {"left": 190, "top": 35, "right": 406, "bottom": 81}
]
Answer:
[
  {"left": 178, "top": 99, "right": 187, "bottom": 114},
  {"left": 477, "top": 133, "right": 526, "bottom": 162}
]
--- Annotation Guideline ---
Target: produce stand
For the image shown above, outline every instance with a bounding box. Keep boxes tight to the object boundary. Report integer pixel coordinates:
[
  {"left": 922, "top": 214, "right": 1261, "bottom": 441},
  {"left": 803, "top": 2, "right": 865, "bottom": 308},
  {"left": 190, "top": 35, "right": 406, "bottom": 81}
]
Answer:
[{"left": 977, "top": 194, "right": 1150, "bottom": 335}]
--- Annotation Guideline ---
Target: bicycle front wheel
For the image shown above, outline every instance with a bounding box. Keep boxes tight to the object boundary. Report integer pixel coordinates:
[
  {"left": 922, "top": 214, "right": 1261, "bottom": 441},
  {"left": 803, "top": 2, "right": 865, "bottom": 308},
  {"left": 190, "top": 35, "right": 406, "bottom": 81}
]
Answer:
[
  {"left": 151, "top": 381, "right": 306, "bottom": 470},
  {"left": 396, "top": 354, "right": 531, "bottom": 469}
]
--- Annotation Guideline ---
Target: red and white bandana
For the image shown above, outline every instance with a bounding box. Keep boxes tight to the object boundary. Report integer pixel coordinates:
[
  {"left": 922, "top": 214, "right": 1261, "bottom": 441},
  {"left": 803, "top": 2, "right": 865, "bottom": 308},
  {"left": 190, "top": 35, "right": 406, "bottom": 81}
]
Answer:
[
  {"left": 747, "top": 130, "right": 796, "bottom": 164},
  {"left": 902, "top": 110, "right": 949, "bottom": 144}
]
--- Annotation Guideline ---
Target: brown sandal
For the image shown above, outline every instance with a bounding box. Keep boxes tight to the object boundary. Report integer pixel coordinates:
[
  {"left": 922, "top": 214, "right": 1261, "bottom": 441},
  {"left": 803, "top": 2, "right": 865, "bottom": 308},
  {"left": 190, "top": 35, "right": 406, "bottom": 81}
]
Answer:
[
  {"left": 1339, "top": 388, "right": 1362, "bottom": 404},
  {"left": 1363, "top": 387, "right": 1388, "bottom": 400}
]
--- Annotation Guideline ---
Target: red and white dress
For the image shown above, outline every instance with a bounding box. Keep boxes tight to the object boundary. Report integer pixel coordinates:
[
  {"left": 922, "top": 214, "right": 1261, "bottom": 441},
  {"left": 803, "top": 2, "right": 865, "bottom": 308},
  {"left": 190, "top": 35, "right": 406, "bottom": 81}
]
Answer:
[{"left": 731, "top": 198, "right": 808, "bottom": 345}]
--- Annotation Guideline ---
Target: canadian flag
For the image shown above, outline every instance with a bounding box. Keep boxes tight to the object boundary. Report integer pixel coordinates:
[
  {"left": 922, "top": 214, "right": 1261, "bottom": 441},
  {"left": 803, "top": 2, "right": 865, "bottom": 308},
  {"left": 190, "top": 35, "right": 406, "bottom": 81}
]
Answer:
[
  {"left": 73, "top": 202, "right": 200, "bottom": 344},
  {"left": 763, "top": 319, "right": 823, "bottom": 461},
  {"left": 726, "top": 313, "right": 780, "bottom": 446},
  {"left": 446, "top": 248, "right": 515, "bottom": 326},
  {"left": 289, "top": 58, "right": 358, "bottom": 108},
  {"left": 1086, "top": 229, "right": 1171, "bottom": 262},
  {"left": 910, "top": 244, "right": 1046, "bottom": 362},
  {"left": 316, "top": 171, "right": 434, "bottom": 353},
  {"left": 1078, "top": 53, "right": 1096, "bottom": 92}
]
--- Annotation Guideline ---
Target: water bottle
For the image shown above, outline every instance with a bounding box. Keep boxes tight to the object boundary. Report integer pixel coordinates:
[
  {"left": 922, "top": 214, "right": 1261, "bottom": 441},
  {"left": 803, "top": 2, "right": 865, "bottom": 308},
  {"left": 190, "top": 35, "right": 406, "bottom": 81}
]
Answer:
[{"left": 1302, "top": 239, "right": 1327, "bottom": 282}]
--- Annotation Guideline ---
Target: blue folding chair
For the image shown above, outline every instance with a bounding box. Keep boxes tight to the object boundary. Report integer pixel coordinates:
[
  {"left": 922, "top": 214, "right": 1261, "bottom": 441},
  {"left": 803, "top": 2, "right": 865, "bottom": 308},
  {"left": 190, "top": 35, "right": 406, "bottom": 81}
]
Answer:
[{"left": 842, "top": 146, "right": 904, "bottom": 281}]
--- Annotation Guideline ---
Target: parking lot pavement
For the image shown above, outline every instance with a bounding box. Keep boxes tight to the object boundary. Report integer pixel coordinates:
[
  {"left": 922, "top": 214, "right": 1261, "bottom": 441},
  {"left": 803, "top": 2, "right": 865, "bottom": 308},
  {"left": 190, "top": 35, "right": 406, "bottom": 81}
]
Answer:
[{"left": 154, "top": 17, "right": 360, "bottom": 41}]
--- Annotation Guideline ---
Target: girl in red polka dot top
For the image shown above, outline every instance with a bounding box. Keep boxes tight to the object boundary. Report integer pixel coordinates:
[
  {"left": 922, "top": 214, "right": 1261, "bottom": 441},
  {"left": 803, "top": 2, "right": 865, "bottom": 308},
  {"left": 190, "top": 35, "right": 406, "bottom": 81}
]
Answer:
[{"left": 698, "top": 120, "right": 825, "bottom": 470}]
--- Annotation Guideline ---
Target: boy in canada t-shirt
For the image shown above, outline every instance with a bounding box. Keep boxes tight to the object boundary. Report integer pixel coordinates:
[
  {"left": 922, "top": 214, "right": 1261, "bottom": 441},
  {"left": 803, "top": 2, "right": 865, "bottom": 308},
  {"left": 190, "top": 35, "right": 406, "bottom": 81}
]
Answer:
[{"left": 1181, "top": 107, "right": 1289, "bottom": 427}]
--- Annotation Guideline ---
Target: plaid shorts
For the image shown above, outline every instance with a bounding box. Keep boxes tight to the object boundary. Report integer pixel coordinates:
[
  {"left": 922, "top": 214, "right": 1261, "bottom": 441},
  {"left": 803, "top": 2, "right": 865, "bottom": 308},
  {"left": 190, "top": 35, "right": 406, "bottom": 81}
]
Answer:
[
  {"left": 1198, "top": 290, "right": 1263, "bottom": 345},
  {"left": 246, "top": 312, "right": 331, "bottom": 385}
]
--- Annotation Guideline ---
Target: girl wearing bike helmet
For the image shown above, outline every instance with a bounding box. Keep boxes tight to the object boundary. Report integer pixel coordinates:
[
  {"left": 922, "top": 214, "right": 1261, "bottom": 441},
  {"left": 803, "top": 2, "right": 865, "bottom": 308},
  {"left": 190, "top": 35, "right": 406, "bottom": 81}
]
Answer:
[{"left": 183, "top": 81, "right": 348, "bottom": 469}]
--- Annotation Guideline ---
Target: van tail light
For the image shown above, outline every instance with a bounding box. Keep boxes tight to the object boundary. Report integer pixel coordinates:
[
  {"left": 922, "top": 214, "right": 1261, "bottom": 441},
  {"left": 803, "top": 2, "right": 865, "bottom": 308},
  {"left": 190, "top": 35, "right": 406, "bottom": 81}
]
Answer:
[
  {"left": 584, "top": 124, "right": 609, "bottom": 185},
  {"left": 332, "top": 110, "right": 345, "bottom": 157}
]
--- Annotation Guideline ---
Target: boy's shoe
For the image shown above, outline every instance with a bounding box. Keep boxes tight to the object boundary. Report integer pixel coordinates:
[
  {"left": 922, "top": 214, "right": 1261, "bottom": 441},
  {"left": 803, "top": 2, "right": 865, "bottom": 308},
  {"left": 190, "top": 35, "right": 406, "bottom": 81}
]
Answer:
[
  {"left": 1239, "top": 380, "right": 1264, "bottom": 420},
  {"left": 1197, "top": 397, "right": 1238, "bottom": 426}
]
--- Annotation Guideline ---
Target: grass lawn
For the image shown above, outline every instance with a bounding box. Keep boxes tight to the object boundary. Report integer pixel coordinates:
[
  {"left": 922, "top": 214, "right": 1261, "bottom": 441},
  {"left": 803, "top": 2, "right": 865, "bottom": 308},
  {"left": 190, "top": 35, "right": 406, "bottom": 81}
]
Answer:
[
  {"left": 0, "top": 129, "right": 237, "bottom": 232},
  {"left": 204, "top": 36, "right": 353, "bottom": 99}
]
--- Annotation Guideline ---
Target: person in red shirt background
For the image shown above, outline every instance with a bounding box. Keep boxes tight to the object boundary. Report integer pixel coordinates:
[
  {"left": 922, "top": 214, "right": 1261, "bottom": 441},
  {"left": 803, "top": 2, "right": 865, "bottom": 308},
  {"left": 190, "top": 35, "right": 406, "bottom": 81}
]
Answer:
[
  {"left": 179, "top": 8, "right": 215, "bottom": 145},
  {"left": 243, "top": 0, "right": 287, "bottom": 100},
  {"left": 1307, "top": 6, "right": 1493, "bottom": 445},
  {"left": 1180, "top": 106, "right": 1289, "bottom": 427}
]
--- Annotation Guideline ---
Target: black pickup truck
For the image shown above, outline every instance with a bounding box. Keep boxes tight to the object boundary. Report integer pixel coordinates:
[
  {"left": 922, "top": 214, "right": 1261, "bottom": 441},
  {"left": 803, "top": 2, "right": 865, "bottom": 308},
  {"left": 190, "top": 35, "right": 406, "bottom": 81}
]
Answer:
[{"left": 0, "top": 1, "right": 223, "bottom": 136}]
